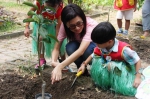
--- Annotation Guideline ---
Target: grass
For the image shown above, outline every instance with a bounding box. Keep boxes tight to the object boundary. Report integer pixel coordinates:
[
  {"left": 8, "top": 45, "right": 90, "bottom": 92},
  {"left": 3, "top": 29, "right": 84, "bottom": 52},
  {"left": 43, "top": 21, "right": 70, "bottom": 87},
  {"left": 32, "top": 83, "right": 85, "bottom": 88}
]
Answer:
[
  {"left": 0, "top": 0, "right": 30, "bottom": 35},
  {"left": 0, "top": 16, "right": 24, "bottom": 35},
  {"left": 0, "top": 0, "right": 30, "bottom": 13},
  {"left": 0, "top": 21, "right": 23, "bottom": 35}
]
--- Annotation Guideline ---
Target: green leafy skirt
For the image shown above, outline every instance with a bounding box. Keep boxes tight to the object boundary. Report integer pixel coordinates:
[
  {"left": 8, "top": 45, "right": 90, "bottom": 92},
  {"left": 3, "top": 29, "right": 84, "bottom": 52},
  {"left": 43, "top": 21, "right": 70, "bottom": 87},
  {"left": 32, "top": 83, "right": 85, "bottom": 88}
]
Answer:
[
  {"left": 32, "top": 22, "right": 67, "bottom": 58},
  {"left": 90, "top": 56, "right": 137, "bottom": 96}
]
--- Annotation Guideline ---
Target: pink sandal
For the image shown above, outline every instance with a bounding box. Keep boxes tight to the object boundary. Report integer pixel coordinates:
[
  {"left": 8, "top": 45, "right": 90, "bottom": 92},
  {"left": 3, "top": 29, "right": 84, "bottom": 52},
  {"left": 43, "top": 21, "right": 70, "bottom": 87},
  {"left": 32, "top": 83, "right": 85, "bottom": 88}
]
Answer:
[{"left": 35, "top": 58, "right": 46, "bottom": 69}]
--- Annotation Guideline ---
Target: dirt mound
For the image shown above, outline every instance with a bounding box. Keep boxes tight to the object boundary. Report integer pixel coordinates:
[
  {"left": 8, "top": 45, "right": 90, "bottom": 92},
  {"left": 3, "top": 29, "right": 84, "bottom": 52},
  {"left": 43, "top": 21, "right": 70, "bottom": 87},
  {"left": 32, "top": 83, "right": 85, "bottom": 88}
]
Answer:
[{"left": 0, "top": 67, "right": 136, "bottom": 99}]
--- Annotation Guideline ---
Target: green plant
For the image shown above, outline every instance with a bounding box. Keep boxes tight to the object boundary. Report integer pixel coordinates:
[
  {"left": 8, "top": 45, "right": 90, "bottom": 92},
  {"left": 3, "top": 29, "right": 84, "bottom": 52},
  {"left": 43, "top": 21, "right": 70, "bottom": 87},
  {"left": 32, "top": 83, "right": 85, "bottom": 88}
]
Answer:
[
  {"left": 23, "top": 0, "right": 58, "bottom": 72},
  {"left": 23, "top": 0, "right": 58, "bottom": 98}
]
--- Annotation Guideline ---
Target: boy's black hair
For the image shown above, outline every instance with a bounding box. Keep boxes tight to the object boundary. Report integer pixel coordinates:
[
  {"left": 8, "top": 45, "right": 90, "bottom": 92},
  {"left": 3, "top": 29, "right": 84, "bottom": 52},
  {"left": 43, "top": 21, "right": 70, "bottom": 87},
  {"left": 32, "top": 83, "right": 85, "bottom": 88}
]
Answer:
[
  {"left": 61, "top": 4, "right": 86, "bottom": 41},
  {"left": 45, "top": 0, "right": 62, "bottom": 7},
  {"left": 91, "top": 22, "right": 116, "bottom": 44}
]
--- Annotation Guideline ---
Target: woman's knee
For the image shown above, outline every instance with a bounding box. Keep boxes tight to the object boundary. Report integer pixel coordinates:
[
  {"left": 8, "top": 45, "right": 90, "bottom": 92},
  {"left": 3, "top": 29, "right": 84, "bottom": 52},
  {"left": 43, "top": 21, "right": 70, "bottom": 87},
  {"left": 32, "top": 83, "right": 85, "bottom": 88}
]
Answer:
[
  {"left": 66, "top": 41, "right": 80, "bottom": 55},
  {"left": 83, "top": 42, "right": 96, "bottom": 58}
]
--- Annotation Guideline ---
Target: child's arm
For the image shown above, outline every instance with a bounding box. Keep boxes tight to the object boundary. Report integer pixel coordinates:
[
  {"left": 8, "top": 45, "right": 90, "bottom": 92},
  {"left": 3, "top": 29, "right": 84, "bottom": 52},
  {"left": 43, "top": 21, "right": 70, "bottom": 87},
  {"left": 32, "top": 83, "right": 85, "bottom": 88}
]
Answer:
[
  {"left": 123, "top": 47, "right": 142, "bottom": 88},
  {"left": 77, "top": 54, "right": 92, "bottom": 73},
  {"left": 24, "top": 1, "right": 37, "bottom": 38},
  {"left": 133, "top": 60, "right": 142, "bottom": 88}
]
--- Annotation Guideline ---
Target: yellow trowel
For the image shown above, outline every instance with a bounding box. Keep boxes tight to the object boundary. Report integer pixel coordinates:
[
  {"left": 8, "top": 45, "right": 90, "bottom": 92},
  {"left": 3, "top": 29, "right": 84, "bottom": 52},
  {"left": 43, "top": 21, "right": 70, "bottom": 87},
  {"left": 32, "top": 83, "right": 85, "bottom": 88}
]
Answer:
[{"left": 70, "top": 71, "right": 83, "bottom": 88}]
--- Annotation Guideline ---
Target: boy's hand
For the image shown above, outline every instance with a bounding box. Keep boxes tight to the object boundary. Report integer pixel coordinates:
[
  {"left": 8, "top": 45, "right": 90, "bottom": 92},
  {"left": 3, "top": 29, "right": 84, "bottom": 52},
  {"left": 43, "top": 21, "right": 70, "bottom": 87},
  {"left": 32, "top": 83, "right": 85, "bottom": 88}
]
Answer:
[
  {"left": 77, "top": 64, "right": 86, "bottom": 73},
  {"left": 133, "top": 73, "right": 142, "bottom": 88}
]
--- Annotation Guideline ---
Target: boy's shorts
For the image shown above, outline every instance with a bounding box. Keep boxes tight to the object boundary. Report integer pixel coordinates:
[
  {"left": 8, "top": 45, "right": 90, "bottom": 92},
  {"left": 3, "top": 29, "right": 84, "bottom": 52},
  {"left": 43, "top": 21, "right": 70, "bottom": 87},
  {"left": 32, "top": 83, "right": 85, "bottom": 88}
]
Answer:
[{"left": 116, "top": 9, "right": 134, "bottom": 20}]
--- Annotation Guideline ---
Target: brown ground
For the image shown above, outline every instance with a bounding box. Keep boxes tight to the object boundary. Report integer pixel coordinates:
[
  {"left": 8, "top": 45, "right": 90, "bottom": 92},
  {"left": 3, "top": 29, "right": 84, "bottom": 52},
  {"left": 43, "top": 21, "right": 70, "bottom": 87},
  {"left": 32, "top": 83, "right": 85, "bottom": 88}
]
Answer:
[{"left": 0, "top": 2, "right": 150, "bottom": 99}]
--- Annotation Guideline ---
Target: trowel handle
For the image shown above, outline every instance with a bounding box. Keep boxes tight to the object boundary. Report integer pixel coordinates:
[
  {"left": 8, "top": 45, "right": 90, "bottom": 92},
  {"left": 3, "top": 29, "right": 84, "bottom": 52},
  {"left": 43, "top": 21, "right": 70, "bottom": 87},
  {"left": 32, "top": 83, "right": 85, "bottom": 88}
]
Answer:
[{"left": 76, "top": 71, "right": 83, "bottom": 77}]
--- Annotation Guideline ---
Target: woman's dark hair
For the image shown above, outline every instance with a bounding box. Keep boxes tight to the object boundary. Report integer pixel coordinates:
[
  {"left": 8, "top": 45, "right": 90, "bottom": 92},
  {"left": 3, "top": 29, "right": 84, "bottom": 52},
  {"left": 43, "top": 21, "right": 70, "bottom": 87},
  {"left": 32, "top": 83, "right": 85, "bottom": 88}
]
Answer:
[
  {"left": 45, "top": 0, "right": 62, "bottom": 7},
  {"left": 61, "top": 4, "right": 86, "bottom": 41},
  {"left": 91, "top": 22, "right": 116, "bottom": 44}
]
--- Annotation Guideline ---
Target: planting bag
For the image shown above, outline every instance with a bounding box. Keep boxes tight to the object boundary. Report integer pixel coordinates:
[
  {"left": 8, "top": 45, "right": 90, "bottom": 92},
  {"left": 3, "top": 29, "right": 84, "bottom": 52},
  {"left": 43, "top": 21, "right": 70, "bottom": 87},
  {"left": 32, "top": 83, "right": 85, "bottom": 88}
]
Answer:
[{"left": 90, "top": 56, "right": 137, "bottom": 96}]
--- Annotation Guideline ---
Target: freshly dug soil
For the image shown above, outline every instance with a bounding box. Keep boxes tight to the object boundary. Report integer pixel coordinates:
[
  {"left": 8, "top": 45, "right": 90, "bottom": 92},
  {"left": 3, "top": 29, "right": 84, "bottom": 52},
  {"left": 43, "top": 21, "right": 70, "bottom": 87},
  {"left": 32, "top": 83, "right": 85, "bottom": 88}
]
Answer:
[{"left": 0, "top": 68, "right": 136, "bottom": 99}]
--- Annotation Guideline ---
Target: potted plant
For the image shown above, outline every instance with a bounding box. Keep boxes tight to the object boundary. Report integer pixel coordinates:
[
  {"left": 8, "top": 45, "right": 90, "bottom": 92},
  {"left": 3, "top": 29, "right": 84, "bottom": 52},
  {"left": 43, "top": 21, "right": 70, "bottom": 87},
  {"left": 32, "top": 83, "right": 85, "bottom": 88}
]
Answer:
[{"left": 23, "top": 0, "right": 58, "bottom": 98}]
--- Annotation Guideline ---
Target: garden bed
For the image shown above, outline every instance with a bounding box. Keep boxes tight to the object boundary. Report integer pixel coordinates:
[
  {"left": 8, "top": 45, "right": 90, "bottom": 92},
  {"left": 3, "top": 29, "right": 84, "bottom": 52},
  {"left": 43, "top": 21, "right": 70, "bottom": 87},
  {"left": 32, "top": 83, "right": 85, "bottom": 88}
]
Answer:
[{"left": 0, "top": 36, "right": 150, "bottom": 99}]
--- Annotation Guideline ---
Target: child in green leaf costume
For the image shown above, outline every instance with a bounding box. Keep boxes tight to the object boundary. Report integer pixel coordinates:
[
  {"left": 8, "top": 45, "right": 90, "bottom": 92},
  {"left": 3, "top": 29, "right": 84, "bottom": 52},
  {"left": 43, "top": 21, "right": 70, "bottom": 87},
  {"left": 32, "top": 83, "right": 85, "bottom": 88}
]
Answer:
[
  {"left": 78, "top": 22, "right": 143, "bottom": 96},
  {"left": 24, "top": 0, "right": 66, "bottom": 68}
]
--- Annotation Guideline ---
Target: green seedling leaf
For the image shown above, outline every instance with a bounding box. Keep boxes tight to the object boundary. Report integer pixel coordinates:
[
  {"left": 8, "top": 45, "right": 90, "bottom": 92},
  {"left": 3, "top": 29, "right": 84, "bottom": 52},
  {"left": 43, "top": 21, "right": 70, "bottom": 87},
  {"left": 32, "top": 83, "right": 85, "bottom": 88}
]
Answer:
[
  {"left": 38, "top": 15, "right": 44, "bottom": 23},
  {"left": 114, "top": 67, "right": 122, "bottom": 77},
  {"left": 27, "top": 11, "right": 37, "bottom": 16},
  {"left": 42, "top": 22, "right": 51, "bottom": 25},
  {"left": 39, "top": 26, "right": 48, "bottom": 38},
  {"left": 23, "top": 1, "right": 38, "bottom": 10},
  {"left": 47, "top": 34, "right": 58, "bottom": 42},
  {"left": 43, "top": 18, "right": 50, "bottom": 23},
  {"left": 42, "top": 19, "right": 54, "bottom": 25},
  {"left": 42, "top": 38, "right": 51, "bottom": 43},
  {"left": 23, "top": 18, "right": 35, "bottom": 23},
  {"left": 33, "top": 15, "right": 40, "bottom": 23}
]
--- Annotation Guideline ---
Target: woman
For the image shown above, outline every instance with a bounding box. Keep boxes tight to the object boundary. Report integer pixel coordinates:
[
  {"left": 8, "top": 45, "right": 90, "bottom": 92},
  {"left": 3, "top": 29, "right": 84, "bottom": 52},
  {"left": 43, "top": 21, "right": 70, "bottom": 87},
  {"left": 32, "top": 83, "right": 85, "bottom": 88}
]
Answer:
[{"left": 51, "top": 4, "right": 98, "bottom": 84}]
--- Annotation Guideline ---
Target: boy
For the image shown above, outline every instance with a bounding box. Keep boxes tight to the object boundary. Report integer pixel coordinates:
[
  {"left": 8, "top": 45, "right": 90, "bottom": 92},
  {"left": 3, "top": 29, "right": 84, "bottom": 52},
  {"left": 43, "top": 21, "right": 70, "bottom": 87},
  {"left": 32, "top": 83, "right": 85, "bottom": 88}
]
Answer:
[{"left": 78, "top": 22, "right": 142, "bottom": 96}]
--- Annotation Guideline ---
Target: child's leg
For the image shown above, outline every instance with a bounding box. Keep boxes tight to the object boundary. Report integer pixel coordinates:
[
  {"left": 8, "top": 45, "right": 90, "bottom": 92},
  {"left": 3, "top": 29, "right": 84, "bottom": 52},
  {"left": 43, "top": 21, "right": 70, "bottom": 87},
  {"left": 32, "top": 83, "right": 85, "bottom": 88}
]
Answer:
[
  {"left": 38, "top": 37, "right": 45, "bottom": 59},
  {"left": 142, "top": 12, "right": 150, "bottom": 37},
  {"left": 116, "top": 10, "right": 123, "bottom": 33},
  {"left": 35, "top": 37, "right": 46, "bottom": 68},
  {"left": 123, "top": 9, "right": 134, "bottom": 35},
  {"left": 117, "top": 19, "right": 122, "bottom": 29},
  {"left": 125, "top": 20, "right": 130, "bottom": 30}
]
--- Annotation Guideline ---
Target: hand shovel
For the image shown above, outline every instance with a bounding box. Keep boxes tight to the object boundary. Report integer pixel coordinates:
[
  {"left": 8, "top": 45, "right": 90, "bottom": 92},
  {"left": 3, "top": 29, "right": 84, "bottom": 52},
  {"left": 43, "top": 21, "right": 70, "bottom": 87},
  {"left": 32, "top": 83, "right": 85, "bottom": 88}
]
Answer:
[{"left": 70, "top": 71, "right": 83, "bottom": 88}]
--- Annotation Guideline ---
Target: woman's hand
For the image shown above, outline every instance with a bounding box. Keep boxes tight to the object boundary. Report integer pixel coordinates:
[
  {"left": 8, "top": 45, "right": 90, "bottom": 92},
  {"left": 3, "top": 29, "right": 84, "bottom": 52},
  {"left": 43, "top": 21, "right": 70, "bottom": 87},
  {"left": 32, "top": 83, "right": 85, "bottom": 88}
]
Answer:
[
  {"left": 77, "top": 64, "right": 86, "bottom": 73},
  {"left": 51, "top": 65, "right": 62, "bottom": 84},
  {"left": 24, "top": 27, "right": 30, "bottom": 38},
  {"left": 133, "top": 73, "right": 142, "bottom": 88},
  {"left": 51, "top": 61, "right": 59, "bottom": 68}
]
